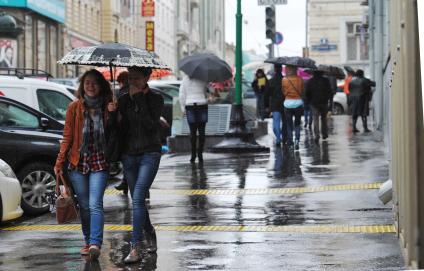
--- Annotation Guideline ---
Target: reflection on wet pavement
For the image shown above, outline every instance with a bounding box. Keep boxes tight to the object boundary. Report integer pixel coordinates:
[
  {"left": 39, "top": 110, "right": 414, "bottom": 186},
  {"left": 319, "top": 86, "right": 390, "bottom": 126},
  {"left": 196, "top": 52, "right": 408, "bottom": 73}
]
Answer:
[{"left": 0, "top": 116, "right": 404, "bottom": 270}]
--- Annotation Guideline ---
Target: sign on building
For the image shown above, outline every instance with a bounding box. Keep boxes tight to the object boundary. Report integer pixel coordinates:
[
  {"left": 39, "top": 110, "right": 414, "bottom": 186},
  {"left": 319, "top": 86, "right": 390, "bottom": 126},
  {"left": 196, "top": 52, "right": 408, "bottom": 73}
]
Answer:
[
  {"left": 0, "top": 39, "right": 17, "bottom": 68},
  {"left": 145, "top": 21, "right": 154, "bottom": 52},
  {"left": 142, "top": 0, "right": 155, "bottom": 17},
  {"left": 311, "top": 37, "right": 337, "bottom": 52},
  {"left": 258, "top": 0, "right": 287, "bottom": 6}
]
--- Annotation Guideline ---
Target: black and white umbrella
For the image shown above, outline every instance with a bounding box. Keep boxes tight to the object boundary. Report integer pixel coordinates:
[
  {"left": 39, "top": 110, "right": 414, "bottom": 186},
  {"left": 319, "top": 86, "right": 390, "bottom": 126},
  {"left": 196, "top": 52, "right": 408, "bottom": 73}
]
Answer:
[
  {"left": 265, "top": 56, "right": 317, "bottom": 69},
  {"left": 178, "top": 53, "right": 232, "bottom": 82},
  {"left": 58, "top": 43, "right": 170, "bottom": 69}
]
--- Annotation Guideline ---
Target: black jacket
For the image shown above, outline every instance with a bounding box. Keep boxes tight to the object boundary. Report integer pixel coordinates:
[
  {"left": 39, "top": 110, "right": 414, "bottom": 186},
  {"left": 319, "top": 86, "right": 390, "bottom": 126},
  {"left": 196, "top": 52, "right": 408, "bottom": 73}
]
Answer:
[
  {"left": 349, "top": 76, "right": 375, "bottom": 99},
  {"left": 305, "top": 75, "right": 332, "bottom": 106},
  {"left": 264, "top": 74, "right": 284, "bottom": 112},
  {"left": 251, "top": 77, "right": 269, "bottom": 95},
  {"left": 116, "top": 90, "right": 164, "bottom": 155}
]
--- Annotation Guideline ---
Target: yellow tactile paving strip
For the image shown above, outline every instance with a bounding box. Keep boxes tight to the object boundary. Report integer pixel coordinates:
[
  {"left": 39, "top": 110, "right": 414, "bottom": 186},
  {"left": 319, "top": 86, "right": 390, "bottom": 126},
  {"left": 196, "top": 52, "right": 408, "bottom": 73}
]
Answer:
[
  {"left": 1, "top": 224, "right": 395, "bottom": 233},
  {"left": 104, "top": 183, "right": 381, "bottom": 196}
]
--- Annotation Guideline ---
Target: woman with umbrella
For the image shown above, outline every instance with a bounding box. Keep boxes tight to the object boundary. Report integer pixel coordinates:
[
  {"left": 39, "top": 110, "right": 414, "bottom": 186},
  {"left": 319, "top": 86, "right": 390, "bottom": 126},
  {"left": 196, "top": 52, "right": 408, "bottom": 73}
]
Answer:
[
  {"left": 282, "top": 65, "right": 305, "bottom": 150},
  {"left": 179, "top": 76, "right": 209, "bottom": 163},
  {"left": 178, "top": 53, "right": 233, "bottom": 164},
  {"left": 54, "top": 69, "right": 116, "bottom": 260}
]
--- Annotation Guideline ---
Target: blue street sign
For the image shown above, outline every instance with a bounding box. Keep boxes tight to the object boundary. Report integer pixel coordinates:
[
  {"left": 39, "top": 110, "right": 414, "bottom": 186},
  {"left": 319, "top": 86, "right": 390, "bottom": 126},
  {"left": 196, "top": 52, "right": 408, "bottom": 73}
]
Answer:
[{"left": 275, "top": 32, "right": 283, "bottom": 45}]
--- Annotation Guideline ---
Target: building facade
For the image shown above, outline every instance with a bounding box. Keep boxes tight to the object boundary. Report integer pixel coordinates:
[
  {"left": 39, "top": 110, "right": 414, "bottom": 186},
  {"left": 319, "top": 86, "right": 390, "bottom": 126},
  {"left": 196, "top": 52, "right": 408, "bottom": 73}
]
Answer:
[
  {"left": 307, "top": 0, "right": 369, "bottom": 74},
  {"left": 0, "top": 0, "right": 66, "bottom": 77},
  {"left": 175, "top": 0, "right": 225, "bottom": 77}
]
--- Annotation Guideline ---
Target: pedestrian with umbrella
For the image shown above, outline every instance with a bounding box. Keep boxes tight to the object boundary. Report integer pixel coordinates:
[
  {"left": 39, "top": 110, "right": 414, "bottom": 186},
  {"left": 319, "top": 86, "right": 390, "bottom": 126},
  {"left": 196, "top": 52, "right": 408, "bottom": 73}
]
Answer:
[
  {"left": 348, "top": 69, "right": 376, "bottom": 133},
  {"left": 178, "top": 53, "right": 232, "bottom": 163},
  {"left": 304, "top": 69, "right": 332, "bottom": 143},
  {"left": 251, "top": 68, "right": 269, "bottom": 121},
  {"left": 58, "top": 42, "right": 170, "bottom": 263},
  {"left": 264, "top": 64, "right": 287, "bottom": 147},
  {"left": 54, "top": 69, "right": 117, "bottom": 260}
]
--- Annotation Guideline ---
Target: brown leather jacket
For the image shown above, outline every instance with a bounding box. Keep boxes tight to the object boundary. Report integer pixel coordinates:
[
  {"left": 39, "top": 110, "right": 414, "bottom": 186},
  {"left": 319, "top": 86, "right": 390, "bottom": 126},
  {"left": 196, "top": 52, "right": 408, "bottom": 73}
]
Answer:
[
  {"left": 54, "top": 99, "right": 113, "bottom": 172},
  {"left": 282, "top": 75, "right": 304, "bottom": 100}
]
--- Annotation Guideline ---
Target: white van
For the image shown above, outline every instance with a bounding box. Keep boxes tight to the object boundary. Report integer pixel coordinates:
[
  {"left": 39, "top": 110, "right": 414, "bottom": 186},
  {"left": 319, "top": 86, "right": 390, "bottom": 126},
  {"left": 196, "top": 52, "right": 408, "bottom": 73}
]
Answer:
[{"left": 0, "top": 76, "right": 76, "bottom": 123}]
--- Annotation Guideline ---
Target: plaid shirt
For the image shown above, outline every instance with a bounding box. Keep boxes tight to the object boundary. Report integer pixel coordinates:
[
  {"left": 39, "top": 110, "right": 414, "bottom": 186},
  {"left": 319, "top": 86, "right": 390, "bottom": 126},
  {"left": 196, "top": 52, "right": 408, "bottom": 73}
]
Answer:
[{"left": 70, "top": 119, "right": 108, "bottom": 174}]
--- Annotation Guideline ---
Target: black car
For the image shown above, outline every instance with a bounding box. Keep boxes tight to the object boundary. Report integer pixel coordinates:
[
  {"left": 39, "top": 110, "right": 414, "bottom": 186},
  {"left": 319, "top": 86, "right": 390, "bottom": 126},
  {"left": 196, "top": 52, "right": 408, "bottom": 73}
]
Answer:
[
  {"left": 0, "top": 129, "right": 61, "bottom": 215},
  {"left": 0, "top": 96, "right": 64, "bottom": 134},
  {"left": 0, "top": 97, "right": 65, "bottom": 215},
  {"left": 150, "top": 87, "right": 173, "bottom": 143}
]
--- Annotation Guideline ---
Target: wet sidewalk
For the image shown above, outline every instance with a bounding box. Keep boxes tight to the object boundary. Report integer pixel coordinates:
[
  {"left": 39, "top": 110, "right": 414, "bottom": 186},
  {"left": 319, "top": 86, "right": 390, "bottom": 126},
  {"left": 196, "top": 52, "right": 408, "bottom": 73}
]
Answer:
[{"left": 0, "top": 116, "right": 405, "bottom": 270}]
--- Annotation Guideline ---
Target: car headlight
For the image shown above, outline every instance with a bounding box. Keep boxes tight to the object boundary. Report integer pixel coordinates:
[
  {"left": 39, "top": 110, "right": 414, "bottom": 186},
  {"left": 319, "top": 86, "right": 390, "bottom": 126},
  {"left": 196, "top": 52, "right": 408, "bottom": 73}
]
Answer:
[{"left": 0, "top": 159, "right": 17, "bottom": 179}]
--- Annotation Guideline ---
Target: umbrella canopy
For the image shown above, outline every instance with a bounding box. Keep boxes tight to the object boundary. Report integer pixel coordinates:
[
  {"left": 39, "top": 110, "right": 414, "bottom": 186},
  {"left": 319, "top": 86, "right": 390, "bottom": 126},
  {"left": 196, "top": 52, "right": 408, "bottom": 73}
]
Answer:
[
  {"left": 58, "top": 42, "right": 170, "bottom": 70},
  {"left": 317, "top": 64, "right": 345, "bottom": 79},
  {"left": 178, "top": 53, "right": 232, "bottom": 82},
  {"left": 96, "top": 66, "right": 171, "bottom": 81},
  {"left": 344, "top": 66, "right": 356, "bottom": 75},
  {"left": 265, "top": 56, "right": 317, "bottom": 69}
]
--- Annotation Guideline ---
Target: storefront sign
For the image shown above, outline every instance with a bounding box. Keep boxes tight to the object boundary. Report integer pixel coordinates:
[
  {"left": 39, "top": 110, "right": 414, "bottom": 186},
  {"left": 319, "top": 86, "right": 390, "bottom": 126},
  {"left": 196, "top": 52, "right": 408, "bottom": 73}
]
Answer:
[
  {"left": 0, "top": 0, "right": 65, "bottom": 23},
  {"left": 145, "top": 21, "right": 154, "bottom": 51},
  {"left": 27, "top": 0, "right": 65, "bottom": 23},
  {"left": 142, "top": 0, "right": 155, "bottom": 17},
  {"left": 0, "top": 0, "right": 26, "bottom": 7},
  {"left": 0, "top": 39, "right": 17, "bottom": 68},
  {"left": 258, "top": 0, "right": 287, "bottom": 5}
]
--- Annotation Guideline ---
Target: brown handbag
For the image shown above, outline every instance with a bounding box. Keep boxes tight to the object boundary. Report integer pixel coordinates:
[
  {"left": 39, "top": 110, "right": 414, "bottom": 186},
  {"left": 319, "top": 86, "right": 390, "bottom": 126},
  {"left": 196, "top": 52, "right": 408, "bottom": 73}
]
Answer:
[{"left": 55, "top": 174, "right": 78, "bottom": 224}]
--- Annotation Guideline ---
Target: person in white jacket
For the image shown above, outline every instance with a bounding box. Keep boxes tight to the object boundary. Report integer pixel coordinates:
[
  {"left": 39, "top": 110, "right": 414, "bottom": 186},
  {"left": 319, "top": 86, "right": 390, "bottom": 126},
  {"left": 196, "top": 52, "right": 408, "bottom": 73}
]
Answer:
[{"left": 179, "top": 76, "right": 209, "bottom": 163}]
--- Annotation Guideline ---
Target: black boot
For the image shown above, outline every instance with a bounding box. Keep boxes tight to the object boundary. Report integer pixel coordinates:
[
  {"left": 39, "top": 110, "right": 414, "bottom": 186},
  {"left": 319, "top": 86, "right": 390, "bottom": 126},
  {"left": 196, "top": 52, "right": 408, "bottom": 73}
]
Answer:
[
  {"left": 190, "top": 136, "right": 197, "bottom": 163},
  {"left": 114, "top": 179, "right": 128, "bottom": 195},
  {"left": 353, "top": 116, "right": 359, "bottom": 133},
  {"left": 198, "top": 138, "right": 204, "bottom": 163},
  {"left": 362, "top": 116, "right": 371, "bottom": 132}
]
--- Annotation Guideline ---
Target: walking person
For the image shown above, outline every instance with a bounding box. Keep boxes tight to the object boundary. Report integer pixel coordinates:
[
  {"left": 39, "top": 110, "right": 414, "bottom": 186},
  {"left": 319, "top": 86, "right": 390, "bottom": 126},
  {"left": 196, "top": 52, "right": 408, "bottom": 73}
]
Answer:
[
  {"left": 282, "top": 65, "right": 305, "bottom": 150},
  {"left": 348, "top": 69, "right": 375, "bottom": 133},
  {"left": 114, "top": 71, "right": 130, "bottom": 195},
  {"left": 114, "top": 66, "right": 164, "bottom": 263},
  {"left": 54, "top": 69, "right": 116, "bottom": 260},
  {"left": 252, "top": 69, "right": 269, "bottom": 121},
  {"left": 265, "top": 64, "right": 287, "bottom": 147},
  {"left": 341, "top": 68, "right": 355, "bottom": 114},
  {"left": 179, "top": 76, "right": 209, "bottom": 163},
  {"left": 304, "top": 70, "right": 332, "bottom": 143},
  {"left": 303, "top": 98, "right": 313, "bottom": 129}
]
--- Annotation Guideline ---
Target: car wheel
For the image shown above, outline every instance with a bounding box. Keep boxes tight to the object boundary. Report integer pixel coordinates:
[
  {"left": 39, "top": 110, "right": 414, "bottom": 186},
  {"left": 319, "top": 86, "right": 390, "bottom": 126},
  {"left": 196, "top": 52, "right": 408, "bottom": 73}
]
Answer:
[
  {"left": 333, "top": 103, "right": 344, "bottom": 115},
  {"left": 17, "top": 162, "right": 56, "bottom": 215}
]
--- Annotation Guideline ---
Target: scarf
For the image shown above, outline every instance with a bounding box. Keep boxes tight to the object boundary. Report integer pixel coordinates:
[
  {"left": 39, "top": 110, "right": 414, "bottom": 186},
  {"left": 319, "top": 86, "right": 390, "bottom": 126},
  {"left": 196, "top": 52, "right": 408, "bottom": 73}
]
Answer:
[{"left": 80, "top": 96, "right": 106, "bottom": 155}]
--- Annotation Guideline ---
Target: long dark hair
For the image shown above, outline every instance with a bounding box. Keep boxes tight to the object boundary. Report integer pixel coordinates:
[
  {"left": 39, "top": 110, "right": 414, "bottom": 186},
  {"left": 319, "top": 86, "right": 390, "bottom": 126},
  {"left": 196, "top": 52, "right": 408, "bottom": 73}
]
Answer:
[{"left": 77, "top": 69, "right": 113, "bottom": 104}]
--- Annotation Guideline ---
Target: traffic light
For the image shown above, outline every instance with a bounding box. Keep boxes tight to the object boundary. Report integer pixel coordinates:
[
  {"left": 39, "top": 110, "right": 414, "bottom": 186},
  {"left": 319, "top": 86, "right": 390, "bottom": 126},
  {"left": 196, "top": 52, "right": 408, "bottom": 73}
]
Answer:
[{"left": 265, "top": 6, "right": 276, "bottom": 42}]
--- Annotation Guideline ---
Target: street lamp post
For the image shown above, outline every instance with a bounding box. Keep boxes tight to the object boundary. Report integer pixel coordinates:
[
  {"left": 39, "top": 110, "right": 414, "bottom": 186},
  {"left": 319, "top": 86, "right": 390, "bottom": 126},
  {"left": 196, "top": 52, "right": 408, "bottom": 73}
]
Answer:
[{"left": 210, "top": 0, "right": 269, "bottom": 153}]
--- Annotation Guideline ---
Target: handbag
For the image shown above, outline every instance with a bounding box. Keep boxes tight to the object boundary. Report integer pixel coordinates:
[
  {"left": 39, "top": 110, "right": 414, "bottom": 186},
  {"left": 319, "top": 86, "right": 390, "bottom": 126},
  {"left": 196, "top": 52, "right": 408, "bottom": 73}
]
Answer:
[{"left": 55, "top": 174, "right": 78, "bottom": 224}]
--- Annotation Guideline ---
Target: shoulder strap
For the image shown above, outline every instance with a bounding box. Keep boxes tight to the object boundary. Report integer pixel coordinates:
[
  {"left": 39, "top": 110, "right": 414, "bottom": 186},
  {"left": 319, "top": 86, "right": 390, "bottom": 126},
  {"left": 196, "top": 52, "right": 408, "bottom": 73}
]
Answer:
[{"left": 287, "top": 77, "right": 302, "bottom": 97}]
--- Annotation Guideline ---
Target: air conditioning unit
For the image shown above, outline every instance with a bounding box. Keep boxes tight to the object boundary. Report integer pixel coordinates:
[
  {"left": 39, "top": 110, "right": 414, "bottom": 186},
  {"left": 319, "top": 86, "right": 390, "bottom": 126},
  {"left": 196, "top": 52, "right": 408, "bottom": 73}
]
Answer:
[{"left": 353, "top": 23, "right": 369, "bottom": 35}]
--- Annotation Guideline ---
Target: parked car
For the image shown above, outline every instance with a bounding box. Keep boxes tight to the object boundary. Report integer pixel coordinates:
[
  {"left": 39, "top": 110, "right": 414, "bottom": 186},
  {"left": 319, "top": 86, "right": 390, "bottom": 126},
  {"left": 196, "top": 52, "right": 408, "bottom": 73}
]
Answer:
[
  {"left": 0, "top": 127, "right": 61, "bottom": 215},
  {"left": 0, "top": 76, "right": 76, "bottom": 123},
  {"left": 333, "top": 87, "right": 348, "bottom": 115},
  {"left": 0, "top": 159, "right": 23, "bottom": 222},
  {"left": 49, "top": 77, "right": 79, "bottom": 88},
  {"left": 0, "top": 96, "right": 64, "bottom": 135},
  {"left": 149, "top": 82, "right": 179, "bottom": 97},
  {"left": 150, "top": 87, "right": 173, "bottom": 142}
]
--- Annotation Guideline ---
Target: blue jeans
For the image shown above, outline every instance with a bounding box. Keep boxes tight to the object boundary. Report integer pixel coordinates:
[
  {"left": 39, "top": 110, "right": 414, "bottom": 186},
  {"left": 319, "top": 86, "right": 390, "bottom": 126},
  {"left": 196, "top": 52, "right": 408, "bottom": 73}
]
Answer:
[
  {"left": 256, "top": 92, "right": 266, "bottom": 120},
  {"left": 272, "top": 111, "right": 282, "bottom": 144},
  {"left": 122, "top": 153, "right": 161, "bottom": 244},
  {"left": 284, "top": 106, "right": 303, "bottom": 145},
  {"left": 68, "top": 170, "right": 108, "bottom": 246}
]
